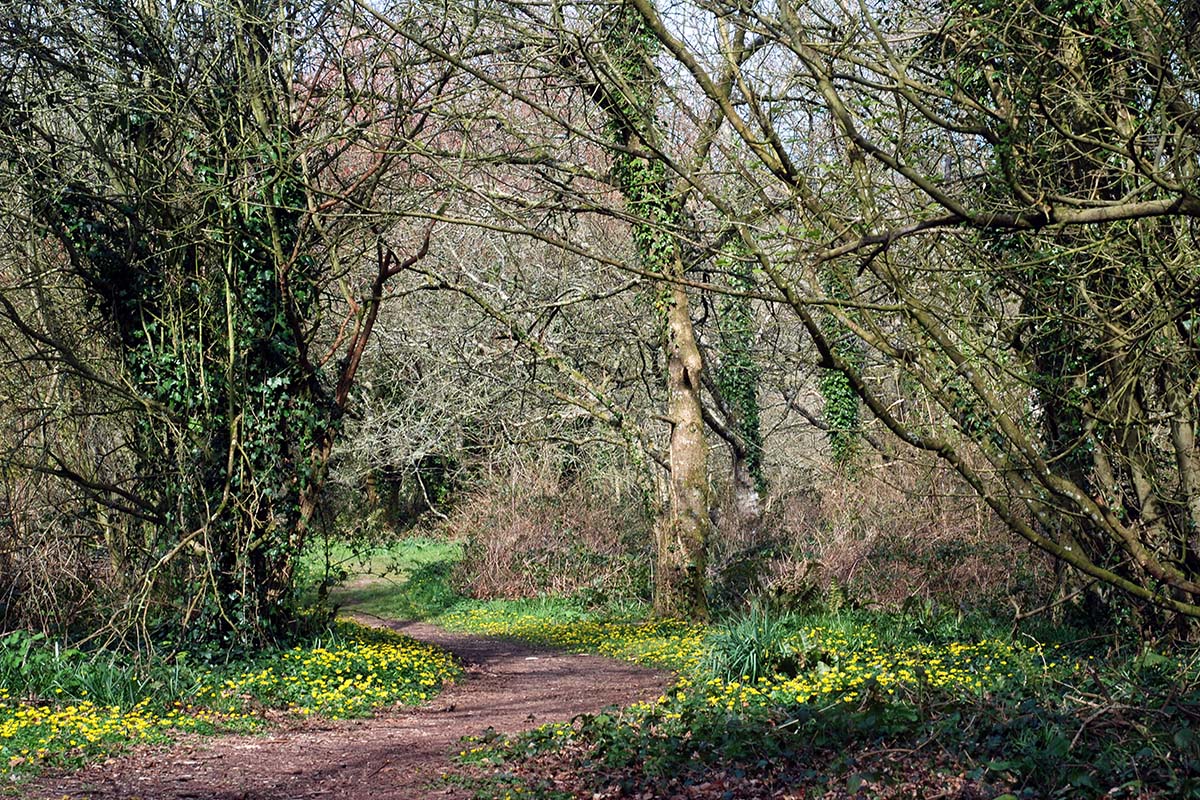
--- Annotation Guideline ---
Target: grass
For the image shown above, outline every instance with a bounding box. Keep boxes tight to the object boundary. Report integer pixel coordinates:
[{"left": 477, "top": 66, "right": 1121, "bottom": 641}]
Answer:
[
  {"left": 308, "top": 535, "right": 466, "bottom": 620},
  {"left": 322, "top": 538, "right": 715, "bottom": 681}
]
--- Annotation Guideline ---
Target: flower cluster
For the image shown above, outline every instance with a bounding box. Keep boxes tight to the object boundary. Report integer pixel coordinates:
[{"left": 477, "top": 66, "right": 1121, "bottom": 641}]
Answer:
[
  {"left": 443, "top": 607, "right": 1066, "bottom": 722},
  {"left": 458, "top": 614, "right": 1073, "bottom": 778},
  {"left": 0, "top": 697, "right": 227, "bottom": 773},
  {"left": 1, "top": 622, "right": 459, "bottom": 776},
  {"left": 689, "top": 626, "right": 1061, "bottom": 713},
  {"left": 204, "top": 624, "right": 460, "bottom": 718}
]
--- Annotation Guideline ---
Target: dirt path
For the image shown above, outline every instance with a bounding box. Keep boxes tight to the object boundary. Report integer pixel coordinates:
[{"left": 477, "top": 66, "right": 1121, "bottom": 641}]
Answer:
[{"left": 28, "top": 615, "right": 672, "bottom": 800}]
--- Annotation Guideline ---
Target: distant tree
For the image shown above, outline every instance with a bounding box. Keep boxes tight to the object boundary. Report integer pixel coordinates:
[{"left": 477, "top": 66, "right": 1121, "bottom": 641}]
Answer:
[{"left": 357, "top": 0, "right": 814, "bottom": 618}]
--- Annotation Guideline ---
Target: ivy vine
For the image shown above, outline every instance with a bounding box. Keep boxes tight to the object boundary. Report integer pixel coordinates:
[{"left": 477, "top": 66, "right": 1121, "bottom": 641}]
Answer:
[
  {"left": 818, "top": 266, "right": 864, "bottom": 467},
  {"left": 49, "top": 123, "right": 325, "bottom": 648},
  {"left": 715, "top": 239, "right": 766, "bottom": 493}
]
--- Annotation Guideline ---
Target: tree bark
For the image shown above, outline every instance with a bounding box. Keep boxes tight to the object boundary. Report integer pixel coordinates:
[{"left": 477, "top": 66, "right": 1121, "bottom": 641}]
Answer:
[
  {"left": 731, "top": 452, "right": 763, "bottom": 539},
  {"left": 655, "top": 278, "right": 712, "bottom": 620}
]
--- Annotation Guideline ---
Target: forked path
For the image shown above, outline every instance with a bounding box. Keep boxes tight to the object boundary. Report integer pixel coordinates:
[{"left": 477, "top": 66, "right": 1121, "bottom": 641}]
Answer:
[{"left": 30, "top": 615, "right": 672, "bottom": 800}]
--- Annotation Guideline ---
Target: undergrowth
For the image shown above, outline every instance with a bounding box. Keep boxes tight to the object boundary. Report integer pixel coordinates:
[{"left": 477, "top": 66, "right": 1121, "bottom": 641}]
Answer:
[
  {"left": 439, "top": 596, "right": 1200, "bottom": 798},
  {"left": 14, "top": 534, "right": 1199, "bottom": 798},
  {"left": 323, "top": 536, "right": 1200, "bottom": 799},
  {"left": 0, "top": 620, "right": 460, "bottom": 780}
]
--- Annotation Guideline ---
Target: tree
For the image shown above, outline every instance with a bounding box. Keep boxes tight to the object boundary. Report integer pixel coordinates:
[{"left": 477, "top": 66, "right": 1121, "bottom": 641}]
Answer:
[
  {"left": 352, "top": 0, "right": 718, "bottom": 618},
  {"left": 0, "top": 0, "right": 443, "bottom": 645},
  {"left": 360, "top": 0, "right": 827, "bottom": 617},
  {"left": 592, "top": 5, "right": 714, "bottom": 618},
  {"left": 710, "top": 237, "right": 767, "bottom": 532},
  {"left": 621, "top": 0, "right": 1200, "bottom": 620}
]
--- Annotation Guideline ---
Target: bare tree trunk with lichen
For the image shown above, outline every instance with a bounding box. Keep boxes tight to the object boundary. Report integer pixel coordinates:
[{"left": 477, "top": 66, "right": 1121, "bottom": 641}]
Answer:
[{"left": 655, "top": 277, "right": 712, "bottom": 620}]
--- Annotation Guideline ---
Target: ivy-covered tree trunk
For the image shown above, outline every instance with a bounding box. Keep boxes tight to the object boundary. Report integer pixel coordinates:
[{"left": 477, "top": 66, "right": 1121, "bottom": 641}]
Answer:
[
  {"left": 50, "top": 144, "right": 322, "bottom": 648},
  {"left": 5, "top": 0, "right": 330, "bottom": 648},
  {"left": 818, "top": 266, "right": 863, "bottom": 468},
  {"left": 715, "top": 240, "right": 766, "bottom": 536},
  {"left": 190, "top": 151, "right": 322, "bottom": 645},
  {"left": 617, "top": 157, "right": 713, "bottom": 620}
]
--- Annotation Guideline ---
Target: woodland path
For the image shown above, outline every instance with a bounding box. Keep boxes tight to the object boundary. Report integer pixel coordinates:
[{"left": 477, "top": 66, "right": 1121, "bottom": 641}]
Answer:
[{"left": 28, "top": 614, "right": 672, "bottom": 800}]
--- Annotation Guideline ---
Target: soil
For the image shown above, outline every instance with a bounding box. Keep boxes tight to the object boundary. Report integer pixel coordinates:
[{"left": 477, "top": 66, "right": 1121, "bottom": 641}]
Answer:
[{"left": 26, "top": 614, "right": 672, "bottom": 800}]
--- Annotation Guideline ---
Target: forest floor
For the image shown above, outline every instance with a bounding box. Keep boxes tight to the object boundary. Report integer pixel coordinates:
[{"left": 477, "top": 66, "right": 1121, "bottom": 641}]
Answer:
[
  {"left": 26, "top": 614, "right": 671, "bottom": 800},
  {"left": 19, "top": 539, "right": 1191, "bottom": 799}
]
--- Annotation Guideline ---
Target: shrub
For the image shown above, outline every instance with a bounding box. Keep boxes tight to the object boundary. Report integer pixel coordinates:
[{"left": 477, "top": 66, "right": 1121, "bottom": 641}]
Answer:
[
  {"left": 768, "top": 450, "right": 1056, "bottom": 614},
  {"left": 444, "top": 449, "right": 651, "bottom": 602},
  {"left": 0, "top": 471, "right": 110, "bottom": 636}
]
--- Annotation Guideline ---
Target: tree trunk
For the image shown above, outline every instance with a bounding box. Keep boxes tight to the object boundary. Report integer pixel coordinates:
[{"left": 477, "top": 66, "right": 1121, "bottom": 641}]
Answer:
[
  {"left": 655, "top": 278, "right": 712, "bottom": 620},
  {"left": 731, "top": 452, "right": 763, "bottom": 539}
]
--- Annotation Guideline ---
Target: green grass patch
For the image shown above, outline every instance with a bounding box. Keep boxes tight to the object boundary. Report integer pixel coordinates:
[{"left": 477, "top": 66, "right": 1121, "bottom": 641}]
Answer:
[
  {"left": 307, "top": 536, "right": 465, "bottom": 620},
  {"left": 319, "top": 536, "right": 681, "bottom": 663},
  {"left": 439, "top": 603, "right": 702, "bottom": 671}
]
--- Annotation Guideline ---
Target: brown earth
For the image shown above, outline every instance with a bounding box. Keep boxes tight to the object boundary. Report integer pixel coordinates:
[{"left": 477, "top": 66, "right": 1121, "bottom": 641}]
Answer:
[{"left": 26, "top": 614, "right": 672, "bottom": 800}]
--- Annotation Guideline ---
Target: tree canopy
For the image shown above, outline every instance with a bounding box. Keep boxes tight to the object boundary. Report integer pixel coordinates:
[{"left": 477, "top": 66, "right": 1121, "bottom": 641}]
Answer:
[{"left": 1, "top": 0, "right": 1198, "bottom": 642}]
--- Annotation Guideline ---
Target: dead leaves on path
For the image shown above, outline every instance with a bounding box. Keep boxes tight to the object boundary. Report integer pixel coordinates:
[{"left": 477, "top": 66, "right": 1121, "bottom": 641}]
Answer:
[{"left": 456, "top": 738, "right": 1012, "bottom": 800}]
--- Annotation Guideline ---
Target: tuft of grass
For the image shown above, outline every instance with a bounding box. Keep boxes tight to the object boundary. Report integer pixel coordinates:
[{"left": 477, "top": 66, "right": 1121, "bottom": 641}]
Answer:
[
  {"left": 703, "top": 605, "right": 804, "bottom": 683},
  {"left": 0, "top": 630, "right": 208, "bottom": 710}
]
